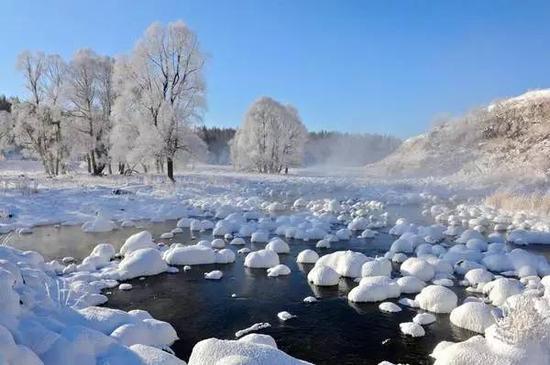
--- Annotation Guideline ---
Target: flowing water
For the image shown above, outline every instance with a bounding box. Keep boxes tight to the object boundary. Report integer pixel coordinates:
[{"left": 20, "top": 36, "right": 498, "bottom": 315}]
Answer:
[{"left": 4, "top": 205, "right": 549, "bottom": 364}]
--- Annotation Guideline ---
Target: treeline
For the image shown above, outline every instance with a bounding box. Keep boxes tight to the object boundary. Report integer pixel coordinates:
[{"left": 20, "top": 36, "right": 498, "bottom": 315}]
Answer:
[
  {"left": 196, "top": 126, "right": 235, "bottom": 165},
  {"left": 305, "top": 131, "right": 401, "bottom": 166},
  {"left": 197, "top": 127, "right": 401, "bottom": 167}
]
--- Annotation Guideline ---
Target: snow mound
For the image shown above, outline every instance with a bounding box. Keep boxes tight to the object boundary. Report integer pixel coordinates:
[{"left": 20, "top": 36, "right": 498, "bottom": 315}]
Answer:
[
  {"left": 82, "top": 215, "right": 117, "bottom": 233},
  {"left": 396, "top": 276, "right": 426, "bottom": 294},
  {"left": 413, "top": 312, "right": 436, "bottom": 325},
  {"left": 120, "top": 231, "right": 156, "bottom": 256},
  {"left": 449, "top": 302, "right": 495, "bottom": 333},
  {"left": 296, "top": 249, "right": 319, "bottom": 264},
  {"left": 399, "top": 322, "right": 425, "bottom": 337},
  {"left": 266, "top": 238, "right": 290, "bottom": 254},
  {"left": 348, "top": 276, "right": 401, "bottom": 303},
  {"left": 379, "top": 302, "right": 402, "bottom": 313},
  {"left": 361, "top": 258, "right": 392, "bottom": 277},
  {"left": 400, "top": 257, "right": 435, "bottom": 281},
  {"left": 163, "top": 244, "right": 217, "bottom": 265},
  {"left": 415, "top": 285, "right": 458, "bottom": 313},
  {"left": 187, "top": 338, "right": 312, "bottom": 365},
  {"left": 307, "top": 265, "right": 340, "bottom": 286},
  {"left": 117, "top": 248, "right": 168, "bottom": 280},
  {"left": 204, "top": 270, "right": 223, "bottom": 280},
  {"left": 314, "top": 251, "right": 370, "bottom": 278},
  {"left": 267, "top": 264, "right": 291, "bottom": 277},
  {"left": 244, "top": 249, "right": 280, "bottom": 268}
]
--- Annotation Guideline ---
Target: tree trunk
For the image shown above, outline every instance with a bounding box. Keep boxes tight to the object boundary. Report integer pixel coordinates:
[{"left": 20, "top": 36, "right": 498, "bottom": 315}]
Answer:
[
  {"left": 118, "top": 163, "right": 125, "bottom": 175},
  {"left": 86, "top": 154, "right": 92, "bottom": 173},
  {"left": 167, "top": 156, "right": 175, "bottom": 182},
  {"left": 108, "top": 163, "right": 112, "bottom": 175}
]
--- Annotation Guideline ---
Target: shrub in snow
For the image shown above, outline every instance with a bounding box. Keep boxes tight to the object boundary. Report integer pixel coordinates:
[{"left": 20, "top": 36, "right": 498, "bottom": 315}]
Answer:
[
  {"left": 399, "top": 322, "right": 425, "bottom": 337},
  {"left": 449, "top": 302, "right": 495, "bottom": 333},
  {"left": 244, "top": 249, "right": 280, "bottom": 268},
  {"left": 379, "top": 302, "right": 402, "bottom": 313},
  {"left": 314, "top": 250, "right": 369, "bottom": 278},
  {"left": 415, "top": 285, "right": 458, "bottom": 313},
  {"left": 0, "top": 243, "right": 182, "bottom": 365},
  {"left": 204, "top": 270, "right": 223, "bottom": 280},
  {"left": 266, "top": 238, "right": 290, "bottom": 254},
  {"left": 81, "top": 215, "right": 117, "bottom": 233},
  {"left": 117, "top": 248, "right": 168, "bottom": 280},
  {"left": 400, "top": 257, "right": 435, "bottom": 282},
  {"left": 396, "top": 276, "right": 426, "bottom": 294},
  {"left": 413, "top": 312, "right": 436, "bottom": 325},
  {"left": 465, "top": 268, "right": 494, "bottom": 286},
  {"left": 267, "top": 264, "right": 291, "bottom": 277},
  {"left": 307, "top": 265, "right": 340, "bottom": 286},
  {"left": 361, "top": 258, "right": 392, "bottom": 277},
  {"left": 187, "top": 337, "right": 311, "bottom": 365},
  {"left": 296, "top": 249, "right": 319, "bottom": 264},
  {"left": 432, "top": 295, "right": 550, "bottom": 365},
  {"left": 120, "top": 231, "right": 156, "bottom": 256}
]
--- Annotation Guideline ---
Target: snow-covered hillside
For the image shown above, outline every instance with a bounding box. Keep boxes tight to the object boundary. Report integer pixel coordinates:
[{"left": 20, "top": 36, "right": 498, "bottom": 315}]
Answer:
[{"left": 366, "top": 89, "right": 550, "bottom": 183}]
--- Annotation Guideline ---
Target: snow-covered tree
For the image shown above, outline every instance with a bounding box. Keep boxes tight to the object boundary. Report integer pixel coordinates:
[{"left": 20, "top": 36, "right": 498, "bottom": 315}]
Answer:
[
  {"left": 12, "top": 51, "right": 68, "bottom": 175},
  {"left": 111, "top": 21, "right": 206, "bottom": 180},
  {"left": 231, "top": 97, "right": 307, "bottom": 173},
  {"left": 65, "top": 49, "right": 115, "bottom": 175},
  {"left": 0, "top": 111, "right": 14, "bottom": 156}
]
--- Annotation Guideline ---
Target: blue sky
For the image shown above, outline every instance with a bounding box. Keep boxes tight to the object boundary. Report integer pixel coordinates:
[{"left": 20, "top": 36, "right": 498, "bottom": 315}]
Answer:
[{"left": 1, "top": 0, "right": 550, "bottom": 138}]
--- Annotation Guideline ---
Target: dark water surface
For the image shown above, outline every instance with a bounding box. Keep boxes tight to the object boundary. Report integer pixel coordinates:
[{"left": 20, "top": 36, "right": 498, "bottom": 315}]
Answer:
[{"left": 0, "top": 206, "right": 509, "bottom": 364}]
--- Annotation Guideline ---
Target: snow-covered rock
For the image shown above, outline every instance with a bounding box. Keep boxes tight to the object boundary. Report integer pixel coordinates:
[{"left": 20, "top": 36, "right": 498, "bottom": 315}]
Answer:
[
  {"left": 399, "top": 322, "right": 425, "bottom": 337},
  {"left": 267, "top": 264, "right": 291, "bottom": 277},
  {"left": 296, "top": 249, "right": 319, "bottom": 264},
  {"left": 244, "top": 249, "right": 280, "bottom": 269},
  {"left": 415, "top": 285, "right": 458, "bottom": 313},
  {"left": 314, "top": 251, "right": 369, "bottom": 278},
  {"left": 449, "top": 302, "right": 495, "bottom": 333},
  {"left": 307, "top": 265, "right": 340, "bottom": 286}
]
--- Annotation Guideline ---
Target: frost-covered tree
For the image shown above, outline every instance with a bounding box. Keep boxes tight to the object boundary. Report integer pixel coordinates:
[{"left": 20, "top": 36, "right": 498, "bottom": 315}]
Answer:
[
  {"left": 111, "top": 21, "right": 206, "bottom": 180},
  {"left": 0, "top": 111, "right": 14, "bottom": 156},
  {"left": 65, "top": 49, "right": 115, "bottom": 175},
  {"left": 12, "top": 51, "right": 68, "bottom": 175},
  {"left": 231, "top": 97, "right": 307, "bottom": 173}
]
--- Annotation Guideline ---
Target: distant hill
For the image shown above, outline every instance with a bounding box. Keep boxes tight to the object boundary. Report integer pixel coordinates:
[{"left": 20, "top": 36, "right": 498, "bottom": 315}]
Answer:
[{"left": 365, "top": 89, "right": 550, "bottom": 181}]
